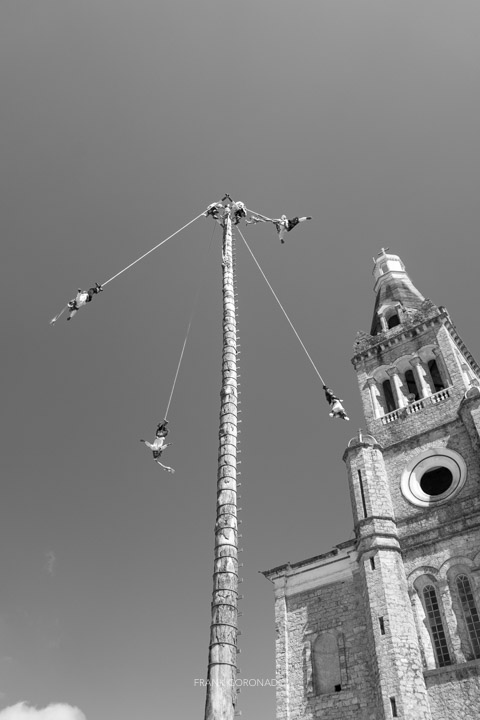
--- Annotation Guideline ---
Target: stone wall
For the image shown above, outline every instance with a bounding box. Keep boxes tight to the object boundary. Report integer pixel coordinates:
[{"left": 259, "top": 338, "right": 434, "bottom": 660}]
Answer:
[
  {"left": 425, "top": 660, "right": 480, "bottom": 720},
  {"left": 276, "top": 574, "right": 377, "bottom": 720}
]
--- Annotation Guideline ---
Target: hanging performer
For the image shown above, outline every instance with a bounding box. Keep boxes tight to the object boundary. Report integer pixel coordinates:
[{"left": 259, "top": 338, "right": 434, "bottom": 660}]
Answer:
[
  {"left": 156, "top": 419, "right": 169, "bottom": 438},
  {"left": 273, "top": 215, "right": 312, "bottom": 244},
  {"left": 140, "top": 435, "right": 175, "bottom": 473},
  {"left": 66, "top": 283, "right": 103, "bottom": 321},
  {"left": 50, "top": 283, "right": 103, "bottom": 325},
  {"left": 323, "top": 385, "right": 349, "bottom": 421}
]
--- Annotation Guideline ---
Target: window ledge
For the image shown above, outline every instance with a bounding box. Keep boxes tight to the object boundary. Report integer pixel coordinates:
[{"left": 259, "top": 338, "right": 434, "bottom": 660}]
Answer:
[{"left": 424, "top": 657, "right": 480, "bottom": 682}]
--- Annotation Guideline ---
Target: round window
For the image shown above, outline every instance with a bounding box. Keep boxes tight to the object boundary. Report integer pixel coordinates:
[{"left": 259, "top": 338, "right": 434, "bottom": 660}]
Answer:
[
  {"left": 401, "top": 448, "right": 466, "bottom": 507},
  {"left": 419, "top": 466, "right": 453, "bottom": 496}
]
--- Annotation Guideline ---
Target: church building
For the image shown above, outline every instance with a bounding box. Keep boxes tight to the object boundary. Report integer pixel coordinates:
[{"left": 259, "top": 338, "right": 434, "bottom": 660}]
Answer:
[{"left": 263, "top": 249, "right": 480, "bottom": 720}]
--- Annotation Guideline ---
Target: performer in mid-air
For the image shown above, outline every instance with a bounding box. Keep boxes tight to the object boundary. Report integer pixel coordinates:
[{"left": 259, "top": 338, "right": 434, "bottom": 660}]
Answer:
[
  {"left": 323, "top": 385, "right": 349, "bottom": 421},
  {"left": 155, "top": 420, "right": 169, "bottom": 438},
  {"left": 67, "top": 283, "right": 103, "bottom": 321},
  {"left": 140, "top": 435, "right": 175, "bottom": 473},
  {"left": 50, "top": 283, "right": 103, "bottom": 325},
  {"left": 273, "top": 215, "right": 312, "bottom": 244}
]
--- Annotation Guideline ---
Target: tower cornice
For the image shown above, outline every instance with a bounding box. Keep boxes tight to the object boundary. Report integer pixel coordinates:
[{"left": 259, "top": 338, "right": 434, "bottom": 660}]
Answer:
[
  {"left": 352, "top": 304, "right": 480, "bottom": 381},
  {"left": 352, "top": 301, "right": 445, "bottom": 366}
]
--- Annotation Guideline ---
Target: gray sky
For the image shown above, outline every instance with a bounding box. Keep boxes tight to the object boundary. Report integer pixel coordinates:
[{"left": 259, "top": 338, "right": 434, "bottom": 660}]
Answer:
[{"left": 2, "top": 1, "right": 480, "bottom": 718}]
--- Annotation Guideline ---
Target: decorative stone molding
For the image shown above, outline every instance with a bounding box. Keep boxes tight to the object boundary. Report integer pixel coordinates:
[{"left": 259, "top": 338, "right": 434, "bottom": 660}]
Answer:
[
  {"left": 400, "top": 448, "right": 467, "bottom": 508},
  {"left": 304, "top": 637, "right": 314, "bottom": 696},
  {"left": 387, "top": 367, "right": 407, "bottom": 409}
]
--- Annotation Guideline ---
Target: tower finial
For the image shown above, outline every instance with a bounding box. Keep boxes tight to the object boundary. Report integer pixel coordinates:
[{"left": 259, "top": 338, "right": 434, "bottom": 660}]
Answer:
[
  {"left": 370, "top": 250, "right": 425, "bottom": 335},
  {"left": 372, "top": 247, "right": 390, "bottom": 263}
]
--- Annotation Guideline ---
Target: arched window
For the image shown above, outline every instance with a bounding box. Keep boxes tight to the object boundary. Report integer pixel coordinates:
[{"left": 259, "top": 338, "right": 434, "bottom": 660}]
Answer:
[
  {"left": 422, "top": 585, "right": 452, "bottom": 667},
  {"left": 387, "top": 314, "right": 400, "bottom": 329},
  {"left": 382, "top": 379, "right": 396, "bottom": 413},
  {"left": 313, "top": 631, "right": 342, "bottom": 694},
  {"left": 456, "top": 574, "right": 480, "bottom": 658},
  {"left": 404, "top": 369, "right": 420, "bottom": 401},
  {"left": 428, "top": 359, "right": 445, "bottom": 393}
]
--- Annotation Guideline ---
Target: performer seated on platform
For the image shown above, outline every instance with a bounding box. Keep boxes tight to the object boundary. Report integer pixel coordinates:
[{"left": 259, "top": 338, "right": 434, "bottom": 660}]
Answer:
[
  {"left": 205, "top": 202, "right": 225, "bottom": 223},
  {"left": 231, "top": 201, "right": 247, "bottom": 225}
]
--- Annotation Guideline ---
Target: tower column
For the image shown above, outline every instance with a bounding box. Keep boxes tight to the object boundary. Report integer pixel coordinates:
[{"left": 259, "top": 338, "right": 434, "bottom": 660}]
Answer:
[
  {"left": 367, "top": 377, "right": 382, "bottom": 419},
  {"left": 271, "top": 577, "right": 290, "bottom": 720},
  {"left": 378, "top": 314, "right": 388, "bottom": 332},
  {"left": 410, "top": 356, "right": 431, "bottom": 398},
  {"left": 386, "top": 367, "right": 407, "bottom": 409},
  {"left": 344, "top": 440, "right": 432, "bottom": 720}
]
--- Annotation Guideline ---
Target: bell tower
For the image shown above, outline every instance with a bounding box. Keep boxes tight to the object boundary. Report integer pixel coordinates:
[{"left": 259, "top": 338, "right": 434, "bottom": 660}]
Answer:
[
  {"left": 353, "top": 247, "right": 480, "bottom": 442},
  {"left": 264, "top": 249, "right": 480, "bottom": 720},
  {"left": 345, "top": 249, "right": 480, "bottom": 718}
]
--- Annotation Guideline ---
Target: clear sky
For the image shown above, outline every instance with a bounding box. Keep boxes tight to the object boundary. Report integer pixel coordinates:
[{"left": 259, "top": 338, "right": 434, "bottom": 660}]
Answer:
[{"left": 2, "top": 1, "right": 480, "bottom": 718}]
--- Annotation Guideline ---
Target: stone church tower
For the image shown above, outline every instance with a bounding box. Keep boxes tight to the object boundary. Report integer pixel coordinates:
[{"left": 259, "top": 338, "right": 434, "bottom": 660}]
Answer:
[{"left": 263, "top": 250, "right": 480, "bottom": 720}]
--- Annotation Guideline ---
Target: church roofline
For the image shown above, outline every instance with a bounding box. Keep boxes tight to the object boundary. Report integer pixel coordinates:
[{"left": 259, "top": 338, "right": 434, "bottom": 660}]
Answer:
[{"left": 260, "top": 539, "right": 355, "bottom": 580}]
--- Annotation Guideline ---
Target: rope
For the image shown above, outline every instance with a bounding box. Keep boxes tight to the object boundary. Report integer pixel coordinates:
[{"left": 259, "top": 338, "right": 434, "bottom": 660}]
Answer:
[
  {"left": 245, "top": 207, "right": 273, "bottom": 222},
  {"left": 101, "top": 210, "right": 205, "bottom": 288},
  {"left": 163, "top": 223, "right": 217, "bottom": 420},
  {"left": 164, "top": 325, "right": 190, "bottom": 421},
  {"left": 49, "top": 304, "right": 69, "bottom": 326},
  {"left": 49, "top": 210, "right": 206, "bottom": 325},
  {"left": 236, "top": 226, "right": 325, "bottom": 386}
]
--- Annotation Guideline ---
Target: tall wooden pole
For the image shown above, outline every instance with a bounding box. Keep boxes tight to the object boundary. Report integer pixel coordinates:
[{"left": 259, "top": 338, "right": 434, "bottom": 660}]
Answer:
[{"left": 204, "top": 208, "right": 239, "bottom": 720}]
